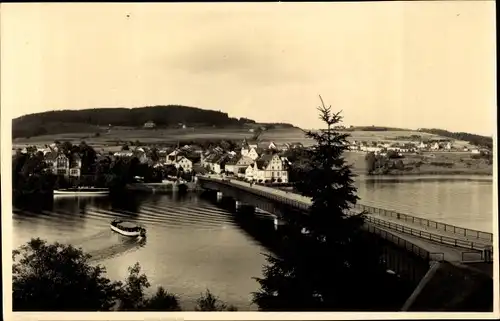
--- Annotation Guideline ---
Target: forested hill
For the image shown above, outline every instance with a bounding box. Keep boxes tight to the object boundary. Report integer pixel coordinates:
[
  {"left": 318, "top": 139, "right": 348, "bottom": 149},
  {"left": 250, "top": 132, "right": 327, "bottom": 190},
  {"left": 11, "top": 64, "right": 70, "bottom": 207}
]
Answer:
[
  {"left": 417, "top": 128, "right": 493, "bottom": 149},
  {"left": 12, "top": 105, "right": 295, "bottom": 139}
]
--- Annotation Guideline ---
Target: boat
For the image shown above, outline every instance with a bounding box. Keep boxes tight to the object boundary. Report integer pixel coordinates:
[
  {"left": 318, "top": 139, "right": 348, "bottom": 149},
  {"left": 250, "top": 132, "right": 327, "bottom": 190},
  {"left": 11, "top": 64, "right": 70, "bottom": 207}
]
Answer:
[
  {"left": 110, "top": 220, "right": 146, "bottom": 238},
  {"left": 53, "top": 187, "right": 110, "bottom": 196}
]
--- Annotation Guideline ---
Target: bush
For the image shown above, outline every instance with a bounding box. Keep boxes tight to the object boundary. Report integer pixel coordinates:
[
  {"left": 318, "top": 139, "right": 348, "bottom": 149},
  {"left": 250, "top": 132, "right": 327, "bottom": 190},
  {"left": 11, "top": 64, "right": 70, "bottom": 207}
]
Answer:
[
  {"left": 13, "top": 238, "right": 232, "bottom": 311},
  {"left": 195, "top": 289, "right": 237, "bottom": 311}
]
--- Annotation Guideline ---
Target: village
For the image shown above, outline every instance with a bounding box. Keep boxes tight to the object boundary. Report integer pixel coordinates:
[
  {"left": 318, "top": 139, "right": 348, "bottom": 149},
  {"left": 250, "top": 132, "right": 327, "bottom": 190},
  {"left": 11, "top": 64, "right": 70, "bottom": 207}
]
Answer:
[
  {"left": 14, "top": 130, "right": 491, "bottom": 187},
  {"left": 14, "top": 138, "right": 299, "bottom": 185}
]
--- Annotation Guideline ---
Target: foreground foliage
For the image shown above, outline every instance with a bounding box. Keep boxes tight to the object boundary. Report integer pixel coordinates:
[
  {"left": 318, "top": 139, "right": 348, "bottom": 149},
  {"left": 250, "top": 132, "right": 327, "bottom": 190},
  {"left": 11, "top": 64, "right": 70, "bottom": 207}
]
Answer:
[{"left": 12, "top": 238, "right": 233, "bottom": 311}]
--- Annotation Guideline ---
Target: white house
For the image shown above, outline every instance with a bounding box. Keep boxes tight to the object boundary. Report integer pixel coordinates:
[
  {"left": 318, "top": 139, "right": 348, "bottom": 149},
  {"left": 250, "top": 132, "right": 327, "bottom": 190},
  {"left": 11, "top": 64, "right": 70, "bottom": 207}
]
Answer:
[
  {"left": 245, "top": 165, "right": 255, "bottom": 180},
  {"left": 144, "top": 120, "right": 156, "bottom": 128},
  {"left": 246, "top": 154, "right": 288, "bottom": 183},
  {"left": 418, "top": 142, "right": 428, "bottom": 149},
  {"left": 204, "top": 154, "right": 228, "bottom": 174},
  {"left": 365, "top": 146, "right": 383, "bottom": 154},
  {"left": 114, "top": 151, "right": 134, "bottom": 157},
  {"left": 445, "top": 142, "right": 453, "bottom": 150},
  {"left": 242, "top": 146, "right": 260, "bottom": 160},
  {"left": 166, "top": 150, "right": 181, "bottom": 165},
  {"left": 247, "top": 147, "right": 260, "bottom": 160},
  {"left": 471, "top": 149, "right": 481, "bottom": 154},
  {"left": 268, "top": 141, "right": 277, "bottom": 150},
  {"left": 430, "top": 142, "right": 440, "bottom": 150},
  {"left": 176, "top": 157, "right": 193, "bottom": 172}
]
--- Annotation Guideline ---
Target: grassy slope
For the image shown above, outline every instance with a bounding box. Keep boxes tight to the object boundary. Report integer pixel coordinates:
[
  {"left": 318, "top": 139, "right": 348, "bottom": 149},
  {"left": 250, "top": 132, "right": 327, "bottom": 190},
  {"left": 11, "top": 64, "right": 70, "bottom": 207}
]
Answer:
[{"left": 13, "top": 127, "right": 468, "bottom": 147}]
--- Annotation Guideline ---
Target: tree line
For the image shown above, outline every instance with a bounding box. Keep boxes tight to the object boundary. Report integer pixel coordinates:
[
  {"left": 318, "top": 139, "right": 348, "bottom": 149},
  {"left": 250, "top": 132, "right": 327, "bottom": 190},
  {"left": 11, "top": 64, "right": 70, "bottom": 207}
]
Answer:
[
  {"left": 12, "top": 105, "right": 295, "bottom": 139},
  {"left": 12, "top": 98, "right": 415, "bottom": 311}
]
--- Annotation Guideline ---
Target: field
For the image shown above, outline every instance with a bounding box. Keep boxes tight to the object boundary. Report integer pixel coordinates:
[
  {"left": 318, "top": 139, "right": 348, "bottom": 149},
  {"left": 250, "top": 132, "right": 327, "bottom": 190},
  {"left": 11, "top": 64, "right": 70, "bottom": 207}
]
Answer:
[
  {"left": 343, "top": 130, "right": 471, "bottom": 148},
  {"left": 12, "top": 126, "right": 469, "bottom": 147},
  {"left": 12, "top": 127, "right": 316, "bottom": 151}
]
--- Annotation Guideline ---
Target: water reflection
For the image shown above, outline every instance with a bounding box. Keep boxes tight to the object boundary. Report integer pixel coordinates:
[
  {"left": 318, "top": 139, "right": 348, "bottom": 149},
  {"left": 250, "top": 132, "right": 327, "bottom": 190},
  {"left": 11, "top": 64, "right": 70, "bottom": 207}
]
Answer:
[
  {"left": 355, "top": 178, "right": 493, "bottom": 232},
  {"left": 13, "top": 192, "right": 268, "bottom": 310}
]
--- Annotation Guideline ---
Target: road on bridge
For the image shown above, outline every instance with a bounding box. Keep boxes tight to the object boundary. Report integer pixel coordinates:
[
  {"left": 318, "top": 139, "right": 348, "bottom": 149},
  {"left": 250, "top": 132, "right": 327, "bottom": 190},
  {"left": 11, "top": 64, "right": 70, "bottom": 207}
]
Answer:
[{"left": 201, "top": 175, "right": 489, "bottom": 263}]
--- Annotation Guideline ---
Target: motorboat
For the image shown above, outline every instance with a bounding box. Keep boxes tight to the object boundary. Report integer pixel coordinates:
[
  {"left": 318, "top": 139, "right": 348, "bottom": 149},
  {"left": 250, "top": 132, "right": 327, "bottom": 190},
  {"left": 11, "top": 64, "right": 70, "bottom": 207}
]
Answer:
[
  {"left": 110, "top": 219, "right": 146, "bottom": 238},
  {"left": 54, "top": 187, "right": 109, "bottom": 196}
]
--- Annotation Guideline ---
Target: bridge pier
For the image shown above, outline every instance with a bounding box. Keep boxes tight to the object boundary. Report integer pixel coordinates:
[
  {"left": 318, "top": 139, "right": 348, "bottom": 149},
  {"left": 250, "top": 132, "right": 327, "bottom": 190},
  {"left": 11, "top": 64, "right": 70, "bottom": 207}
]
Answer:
[
  {"left": 273, "top": 217, "right": 286, "bottom": 231},
  {"left": 216, "top": 191, "right": 223, "bottom": 202},
  {"left": 235, "top": 201, "right": 255, "bottom": 214}
]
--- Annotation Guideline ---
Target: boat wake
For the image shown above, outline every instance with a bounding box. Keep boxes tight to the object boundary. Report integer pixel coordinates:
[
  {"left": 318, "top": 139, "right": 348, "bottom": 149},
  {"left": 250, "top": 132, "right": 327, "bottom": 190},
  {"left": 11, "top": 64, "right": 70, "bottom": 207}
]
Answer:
[
  {"left": 68, "top": 230, "right": 111, "bottom": 245},
  {"left": 88, "top": 237, "right": 146, "bottom": 263},
  {"left": 66, "top": 229, "right": 147, "bottom": 263}
]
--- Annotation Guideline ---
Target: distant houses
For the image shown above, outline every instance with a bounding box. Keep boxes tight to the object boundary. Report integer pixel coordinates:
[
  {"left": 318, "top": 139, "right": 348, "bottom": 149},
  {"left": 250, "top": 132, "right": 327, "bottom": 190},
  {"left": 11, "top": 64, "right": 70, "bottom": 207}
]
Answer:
[
  {"left": 18, "top": 127, "right": 490, "bottom": 189},
  {"left": 143, "top": 120, "right": 156, "bottom": 129}
]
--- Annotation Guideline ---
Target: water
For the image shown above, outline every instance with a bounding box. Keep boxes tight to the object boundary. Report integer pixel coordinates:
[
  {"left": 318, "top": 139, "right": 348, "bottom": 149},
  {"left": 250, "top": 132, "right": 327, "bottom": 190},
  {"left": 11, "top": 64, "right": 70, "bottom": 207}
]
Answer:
[
  {"left": 12, "top": 193, "right": 270, "bottom": 310},
  {"left": 11, "top": 176, "right": 494, "bottom": 309},
  {"left": 355, "top": 176, "right": 493, "bottom": 232}
]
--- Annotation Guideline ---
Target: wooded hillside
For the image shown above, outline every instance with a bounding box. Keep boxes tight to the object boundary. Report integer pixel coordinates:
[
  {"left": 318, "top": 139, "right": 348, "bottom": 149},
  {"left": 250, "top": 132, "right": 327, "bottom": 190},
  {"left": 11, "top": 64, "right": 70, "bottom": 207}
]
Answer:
[{"left": 12, "top": 105, "right": 295, "bottom": 139}]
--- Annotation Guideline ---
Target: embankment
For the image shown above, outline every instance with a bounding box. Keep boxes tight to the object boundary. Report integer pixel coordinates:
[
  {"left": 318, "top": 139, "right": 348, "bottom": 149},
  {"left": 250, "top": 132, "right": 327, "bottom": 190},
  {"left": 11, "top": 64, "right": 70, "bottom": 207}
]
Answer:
[
  {"left": 125, "top": 182, "right": 200, "bottom": 193},
  {"left": 402, "top": 261, "right": 493, "bottom": 312}
]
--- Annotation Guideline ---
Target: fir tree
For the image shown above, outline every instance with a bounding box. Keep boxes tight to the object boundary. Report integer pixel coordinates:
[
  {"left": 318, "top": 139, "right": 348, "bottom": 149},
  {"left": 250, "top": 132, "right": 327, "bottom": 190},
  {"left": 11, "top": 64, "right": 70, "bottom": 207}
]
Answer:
[{"left": 253, "top": 96, "right": 400, "bottom": 311}]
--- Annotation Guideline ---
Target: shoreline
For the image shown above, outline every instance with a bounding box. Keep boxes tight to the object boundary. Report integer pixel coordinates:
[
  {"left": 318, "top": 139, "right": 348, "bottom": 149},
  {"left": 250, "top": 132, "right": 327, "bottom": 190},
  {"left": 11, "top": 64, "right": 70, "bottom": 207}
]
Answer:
[{"left": 357, "top": 173, "right": 492, "bottom": 182}]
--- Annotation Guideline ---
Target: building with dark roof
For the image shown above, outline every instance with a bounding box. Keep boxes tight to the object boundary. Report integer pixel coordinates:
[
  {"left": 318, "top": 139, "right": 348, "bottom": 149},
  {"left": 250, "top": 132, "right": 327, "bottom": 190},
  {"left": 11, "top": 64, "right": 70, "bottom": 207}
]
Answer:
[{"left": 44, "top": 152, "right": 82, "bottom": 178}]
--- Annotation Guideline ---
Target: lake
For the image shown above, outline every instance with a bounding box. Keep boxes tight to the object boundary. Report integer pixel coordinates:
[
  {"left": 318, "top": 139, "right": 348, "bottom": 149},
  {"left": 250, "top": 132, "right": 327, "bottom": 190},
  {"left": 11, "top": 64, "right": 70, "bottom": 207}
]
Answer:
[{"left": 11, "top": 175, "right": 494, "bottom": 310}]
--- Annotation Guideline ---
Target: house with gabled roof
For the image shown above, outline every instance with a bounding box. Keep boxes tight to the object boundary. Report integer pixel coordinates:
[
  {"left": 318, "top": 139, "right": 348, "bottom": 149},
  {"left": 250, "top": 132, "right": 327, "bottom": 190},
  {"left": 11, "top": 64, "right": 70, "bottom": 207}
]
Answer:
[
  {"left": 133, "top": 149, "right": 149, "bottom": 164},
  {"left": 176, "top": 156, "right": 194, "bottom": 172},
  {"left": 224, "top": 154, "right": 255, "bottom": 174},
  {"left": 246, "top": 153, "right": 288, "bottom": 183},
  {"left": 204, "top": 154, "right": 229, "bottom": 174},
  {"left": 44, "top": 151, "right": 82, "bottom": 178},
  {"left": 241, "top": 146, "right": 260, "bottom": 160}
]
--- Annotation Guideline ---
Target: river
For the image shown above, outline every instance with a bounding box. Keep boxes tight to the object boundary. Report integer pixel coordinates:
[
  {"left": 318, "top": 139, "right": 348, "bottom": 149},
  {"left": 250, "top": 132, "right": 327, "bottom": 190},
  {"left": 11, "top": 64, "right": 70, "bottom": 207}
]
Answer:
[{"left": 11, "top": 175, "right": 493, "bottom": 310}]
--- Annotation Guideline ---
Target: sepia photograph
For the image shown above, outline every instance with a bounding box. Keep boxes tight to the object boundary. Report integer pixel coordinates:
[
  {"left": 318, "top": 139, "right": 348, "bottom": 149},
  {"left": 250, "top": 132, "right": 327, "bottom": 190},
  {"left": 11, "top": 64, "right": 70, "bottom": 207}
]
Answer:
[{"left": 1, "top": 1, "right": 497, "bottom": 319}]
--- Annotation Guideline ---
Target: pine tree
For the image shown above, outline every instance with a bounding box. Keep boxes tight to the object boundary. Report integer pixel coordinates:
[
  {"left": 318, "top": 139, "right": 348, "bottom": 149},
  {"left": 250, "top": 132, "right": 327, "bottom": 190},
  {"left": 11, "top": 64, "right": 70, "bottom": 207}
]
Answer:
[{"left": 253, "top": 96, "right": 398, "bottom": 311}]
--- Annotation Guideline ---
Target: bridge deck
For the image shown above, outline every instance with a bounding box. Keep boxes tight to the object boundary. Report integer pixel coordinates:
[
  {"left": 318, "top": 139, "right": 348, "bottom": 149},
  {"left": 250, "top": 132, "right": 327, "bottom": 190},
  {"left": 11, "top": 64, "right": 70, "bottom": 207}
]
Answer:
[
  {"left": 201, "top": 175, "right": 487, "bottom": 262},
  {"left": 368, "top": 212, "right": 492, "bottom": 248},
  {"left": 371, "top": 224, "right": 471, "bottom": 262}
]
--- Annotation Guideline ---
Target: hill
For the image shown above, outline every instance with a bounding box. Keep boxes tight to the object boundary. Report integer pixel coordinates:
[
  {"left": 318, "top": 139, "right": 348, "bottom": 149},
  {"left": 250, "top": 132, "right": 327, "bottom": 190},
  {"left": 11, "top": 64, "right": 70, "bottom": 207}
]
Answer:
[
  {"left": 417, "top": 128, "right": 492, "bottom": 149},
  {"left": 12, "top": 105, "right": 296, "bottom": 139}
]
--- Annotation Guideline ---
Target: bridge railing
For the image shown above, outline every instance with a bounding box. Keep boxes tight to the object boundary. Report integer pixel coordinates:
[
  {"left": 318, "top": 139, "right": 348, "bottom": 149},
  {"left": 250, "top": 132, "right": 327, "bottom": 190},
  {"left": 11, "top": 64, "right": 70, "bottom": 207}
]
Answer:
[
  {"left": 365, "top": 216, "right": 486, "bottom": 251},
  {"left": 200, "top": 176, "right": 490, "bottom": 254},
  {"left": 210, "top": 177, "right": 311, "bottom": 211},
  {"left": 201, "top": 177, "right": 451, "bottom": 263},
  {"left": 354, "top": 203, "right": 493, "bottom": 242},
  {"left": 364, "top": 224, "right": 439, "bottom": 262}
]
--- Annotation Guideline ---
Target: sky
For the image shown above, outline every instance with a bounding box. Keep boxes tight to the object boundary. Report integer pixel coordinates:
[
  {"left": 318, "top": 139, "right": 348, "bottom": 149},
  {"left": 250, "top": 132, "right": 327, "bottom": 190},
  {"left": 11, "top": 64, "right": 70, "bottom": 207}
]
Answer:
[{"left": 1, "top": 2, "right": 496, "bottom": 136}]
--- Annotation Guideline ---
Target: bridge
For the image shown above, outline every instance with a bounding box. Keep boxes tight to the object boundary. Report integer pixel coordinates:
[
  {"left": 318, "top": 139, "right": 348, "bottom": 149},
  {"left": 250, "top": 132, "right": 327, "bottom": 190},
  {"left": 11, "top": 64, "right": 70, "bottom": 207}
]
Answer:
[
  {"left": 197, "top": 176, "right": 493, "bottom": 265},
  {"left": 196, "top": 175, "right": 494, "bottom": 311}
]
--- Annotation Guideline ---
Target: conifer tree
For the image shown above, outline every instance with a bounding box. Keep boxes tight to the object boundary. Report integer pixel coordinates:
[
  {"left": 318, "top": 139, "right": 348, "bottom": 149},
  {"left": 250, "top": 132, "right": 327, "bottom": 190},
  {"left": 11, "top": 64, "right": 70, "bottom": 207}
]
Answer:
[{"left": 253, "top": 96, "right": 399, "bottom": 311}]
